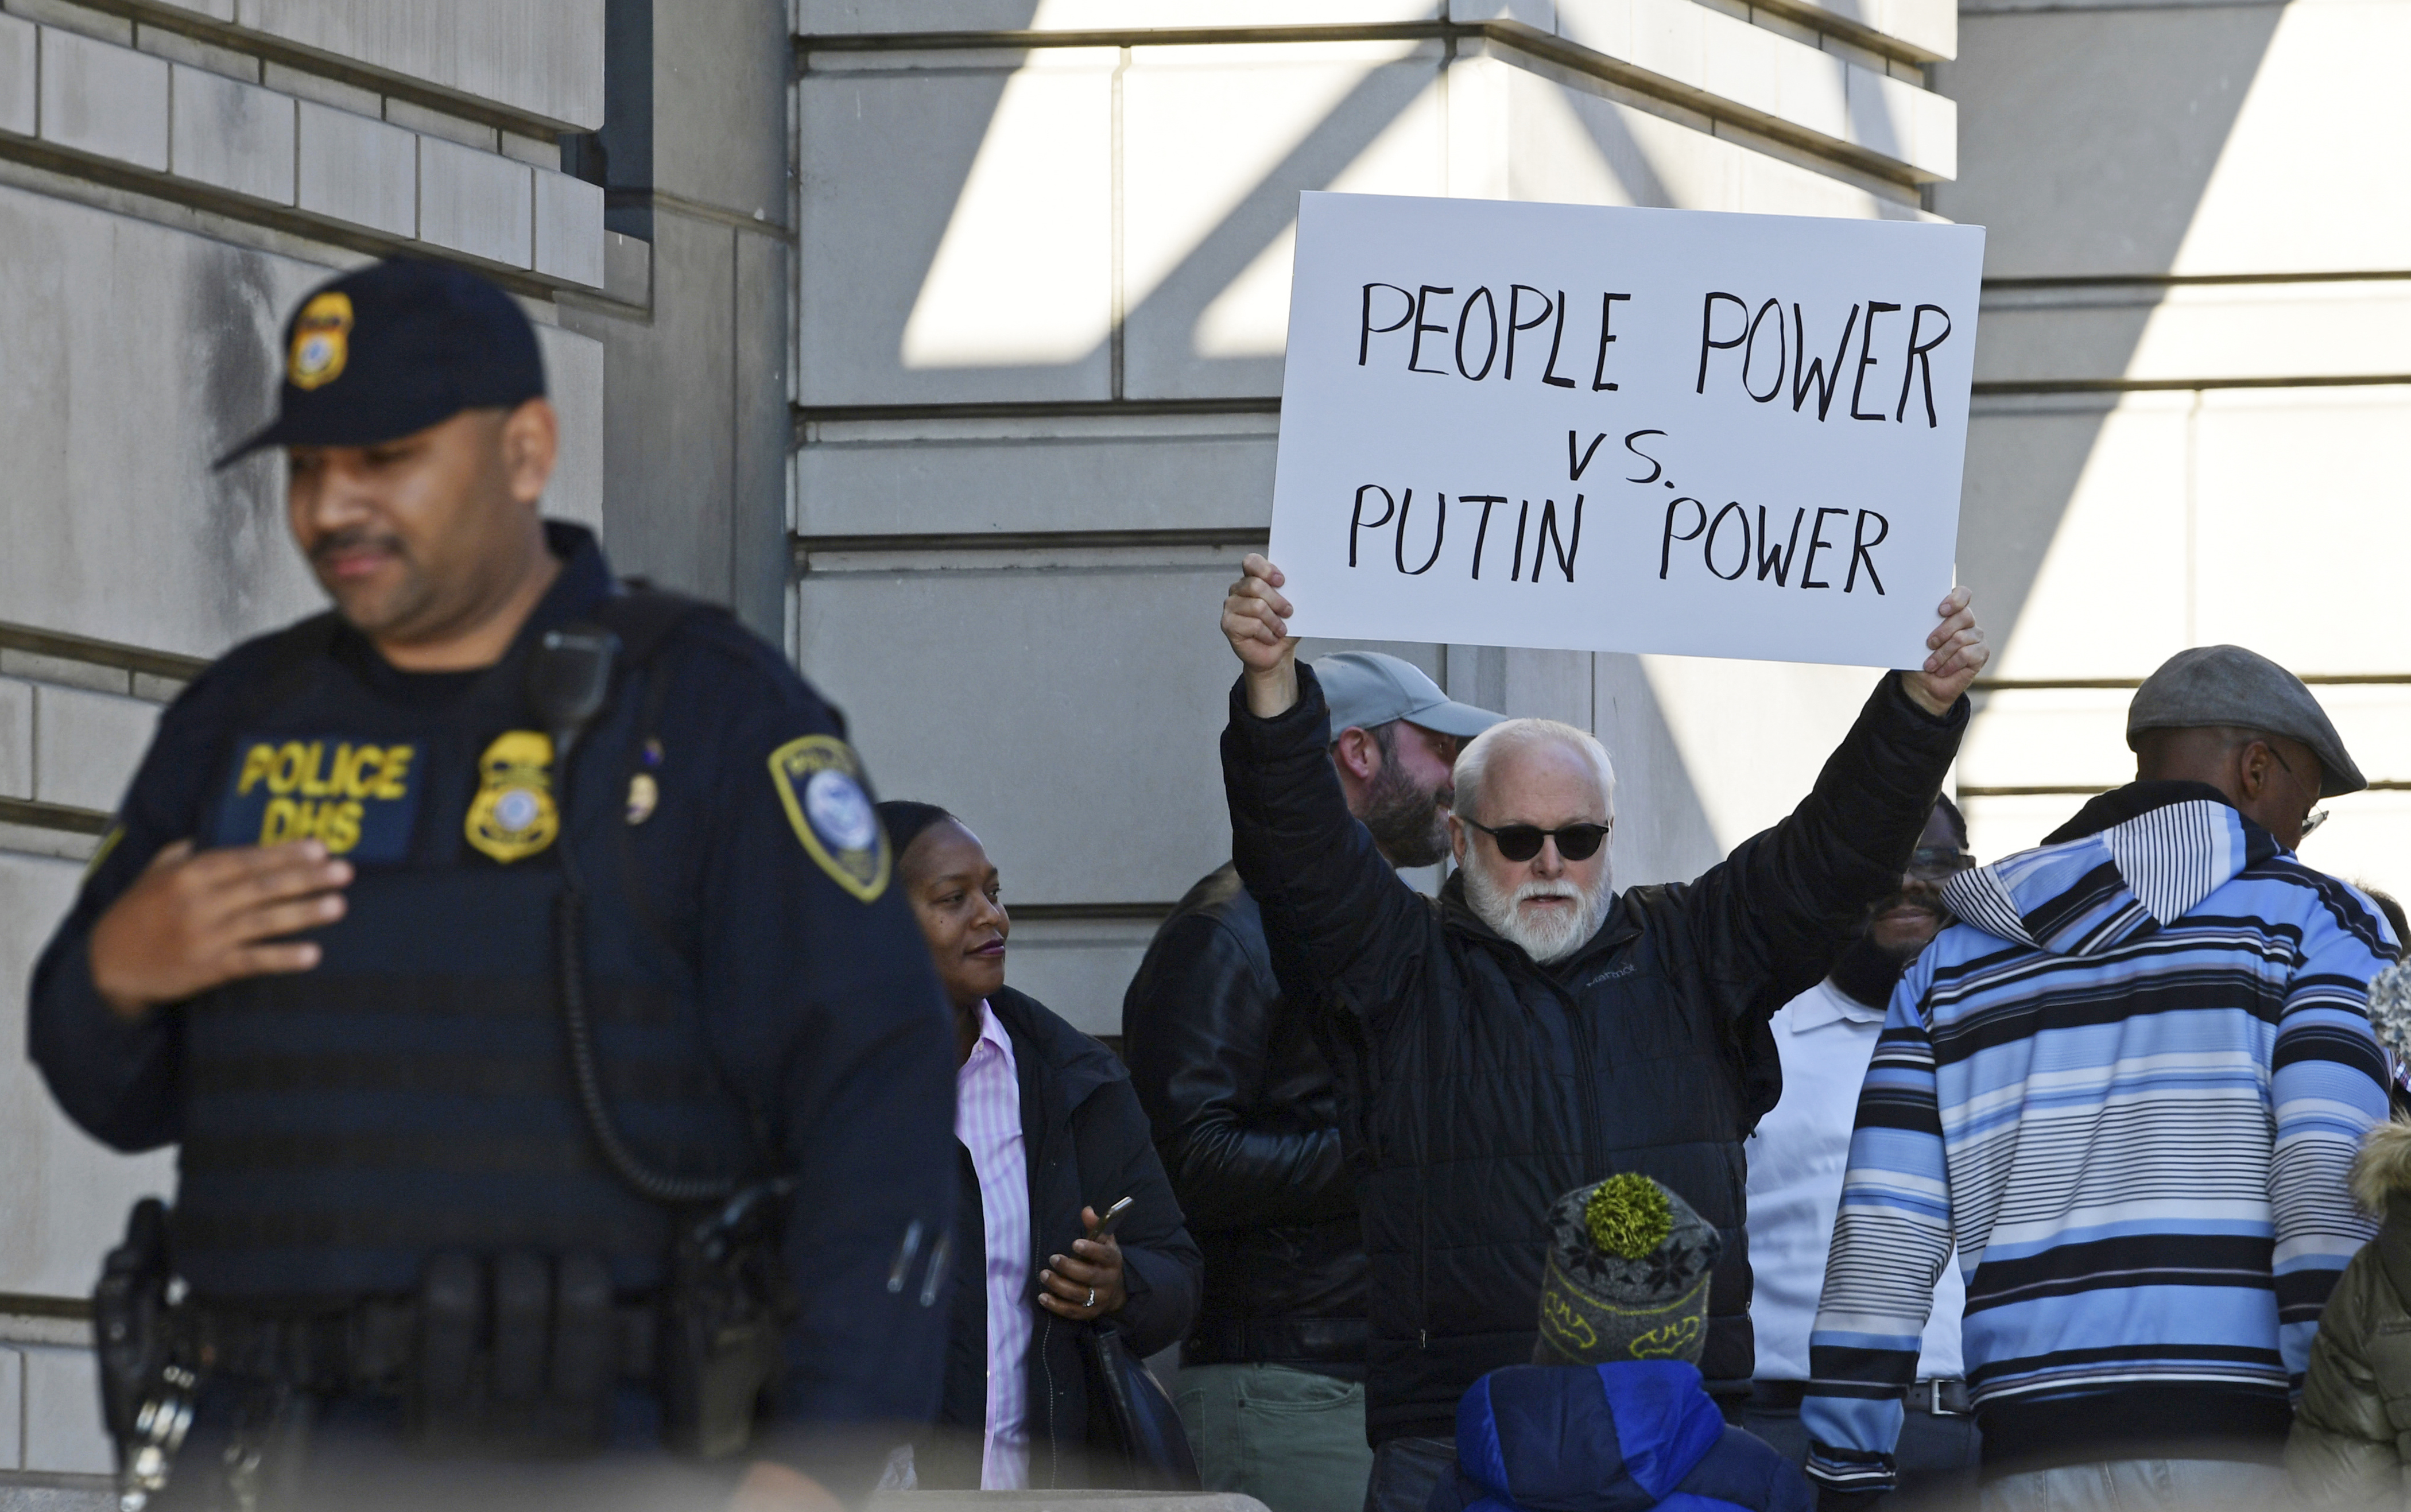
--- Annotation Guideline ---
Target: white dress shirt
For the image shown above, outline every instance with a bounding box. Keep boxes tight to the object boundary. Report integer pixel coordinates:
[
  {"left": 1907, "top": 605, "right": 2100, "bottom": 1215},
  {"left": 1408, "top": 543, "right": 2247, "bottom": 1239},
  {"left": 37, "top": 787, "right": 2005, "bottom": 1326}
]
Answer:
[
  {"left": 1745, "top": 978, "right": 1966, "bottom": 1382},
  {"left": 956, "top": 1001, "right": 1032, "bottom": 1488}
]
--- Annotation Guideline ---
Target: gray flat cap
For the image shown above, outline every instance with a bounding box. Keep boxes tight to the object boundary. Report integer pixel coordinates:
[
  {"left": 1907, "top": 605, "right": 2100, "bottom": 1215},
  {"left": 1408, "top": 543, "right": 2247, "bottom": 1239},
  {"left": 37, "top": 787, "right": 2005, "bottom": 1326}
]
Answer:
[
  {"left": 2127, "top": 645, "right": 2365, "bottom": 796},
  {"left": 1313, "top": 651, "right": 1503, "bottom": 743}
]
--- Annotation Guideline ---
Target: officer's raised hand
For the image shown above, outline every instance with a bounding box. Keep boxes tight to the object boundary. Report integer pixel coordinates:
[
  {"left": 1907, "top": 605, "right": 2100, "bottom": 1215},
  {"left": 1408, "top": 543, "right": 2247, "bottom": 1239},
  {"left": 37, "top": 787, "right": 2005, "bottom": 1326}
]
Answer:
[{"left": 88, "top": 839, "right": 349, "bottom": 1017}]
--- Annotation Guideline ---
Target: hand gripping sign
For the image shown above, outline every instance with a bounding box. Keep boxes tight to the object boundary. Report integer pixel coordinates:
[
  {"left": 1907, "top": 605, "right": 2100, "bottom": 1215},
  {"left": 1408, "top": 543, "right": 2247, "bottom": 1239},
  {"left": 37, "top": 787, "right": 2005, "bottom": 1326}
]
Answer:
[{"left": 1265, "top": 193, "right": 1984, "bottom": 669}]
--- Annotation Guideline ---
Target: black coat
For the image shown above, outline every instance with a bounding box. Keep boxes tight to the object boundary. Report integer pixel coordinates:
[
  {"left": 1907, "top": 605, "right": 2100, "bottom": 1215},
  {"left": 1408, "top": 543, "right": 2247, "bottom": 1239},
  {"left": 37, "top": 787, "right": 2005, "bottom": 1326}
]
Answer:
[
  {"left": 1222, "top": 667, "right": 1964, "bottom": 1445},
  {"left": 927, "top": 986, "right": 1203, "bottom": 1488},
  {"left": 1122, "top": 863, "right": 1366, "bottom": 1371}
]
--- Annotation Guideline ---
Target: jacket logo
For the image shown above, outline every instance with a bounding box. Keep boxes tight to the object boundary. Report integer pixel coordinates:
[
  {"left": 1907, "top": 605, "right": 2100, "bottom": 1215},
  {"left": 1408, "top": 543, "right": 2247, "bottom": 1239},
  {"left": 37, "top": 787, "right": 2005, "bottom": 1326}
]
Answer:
[
  {"left": 288, "top": 292, "right": 353, "bottom": 390},
  {"left": 769, "top": 735, "right": 889, "bottom": 904},
  {"left": 464, "top": 731, "right": 559, "bottom": 864},
  {"left": 218, "top": 736, "right": 419, "bottom": 860},
  {"left": 1583, "top": 963, "right": 1637, "bottom": 988}
]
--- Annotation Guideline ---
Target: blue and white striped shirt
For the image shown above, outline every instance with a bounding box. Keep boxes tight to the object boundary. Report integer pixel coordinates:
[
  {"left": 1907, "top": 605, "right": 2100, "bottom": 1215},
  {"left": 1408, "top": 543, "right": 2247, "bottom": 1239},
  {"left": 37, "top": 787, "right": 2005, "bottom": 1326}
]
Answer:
[{"left": 1801, "top": 795, "right": 2396, "bottom": 1487}]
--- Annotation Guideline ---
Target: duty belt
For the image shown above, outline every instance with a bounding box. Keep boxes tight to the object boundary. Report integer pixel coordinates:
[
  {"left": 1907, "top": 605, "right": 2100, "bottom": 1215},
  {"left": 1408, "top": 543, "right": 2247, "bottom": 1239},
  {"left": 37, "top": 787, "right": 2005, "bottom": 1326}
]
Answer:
[{"left": 179, "top": 1297, "right": 660, "bottom": 1395}]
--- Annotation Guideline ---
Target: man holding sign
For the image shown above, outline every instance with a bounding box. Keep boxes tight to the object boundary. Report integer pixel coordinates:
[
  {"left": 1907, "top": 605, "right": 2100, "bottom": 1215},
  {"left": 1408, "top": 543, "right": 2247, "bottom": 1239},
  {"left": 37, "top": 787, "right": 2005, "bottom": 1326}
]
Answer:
[{"left": 1217, "top": 555, "right": 1986, "bottom": 1512}]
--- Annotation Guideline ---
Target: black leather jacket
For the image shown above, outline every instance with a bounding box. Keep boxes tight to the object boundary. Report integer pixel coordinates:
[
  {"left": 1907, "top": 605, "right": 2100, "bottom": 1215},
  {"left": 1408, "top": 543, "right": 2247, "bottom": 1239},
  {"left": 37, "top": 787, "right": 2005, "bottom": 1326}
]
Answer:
[{"left": 1122, "top": 864, "right": 1368, "bottom": 1373}]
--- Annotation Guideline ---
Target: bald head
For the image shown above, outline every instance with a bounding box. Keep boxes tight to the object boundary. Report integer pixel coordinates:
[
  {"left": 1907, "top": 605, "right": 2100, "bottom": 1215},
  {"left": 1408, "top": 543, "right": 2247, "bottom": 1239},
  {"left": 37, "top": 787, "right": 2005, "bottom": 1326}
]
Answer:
[{"left": 1452, "top": 719, "right": 1617, "bottom": 829}]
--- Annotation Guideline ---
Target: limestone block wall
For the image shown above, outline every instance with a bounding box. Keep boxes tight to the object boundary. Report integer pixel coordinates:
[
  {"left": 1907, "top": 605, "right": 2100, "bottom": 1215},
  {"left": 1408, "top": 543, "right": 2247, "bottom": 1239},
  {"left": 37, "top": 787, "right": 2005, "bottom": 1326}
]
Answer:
[
  {"left": 1938, "top": 0, "right": 2411, "bottom": 898},
  {"left": 790, "top": 3, "right": 1962, "bottom": 1033},
  {"left": 0, "top": 0, "right": 617, "bottom": 1483}
]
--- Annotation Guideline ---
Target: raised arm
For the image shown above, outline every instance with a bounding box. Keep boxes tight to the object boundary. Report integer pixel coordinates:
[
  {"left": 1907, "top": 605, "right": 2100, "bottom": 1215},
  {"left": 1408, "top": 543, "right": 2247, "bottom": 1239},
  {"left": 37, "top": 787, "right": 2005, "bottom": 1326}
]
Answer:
[
  {"left": 1677, "top": 589, "right": 1983, "bottom": 1029},
  {"left": 1219, "top": 555, "right": 1442, "bottom": 1035}
]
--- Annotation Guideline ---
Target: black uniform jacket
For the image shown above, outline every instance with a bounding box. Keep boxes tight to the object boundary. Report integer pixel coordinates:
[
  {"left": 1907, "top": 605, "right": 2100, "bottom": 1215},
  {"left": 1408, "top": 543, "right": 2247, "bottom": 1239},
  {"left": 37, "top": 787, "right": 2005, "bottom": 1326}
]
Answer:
[
  {"left": 930, "top": 986, "right": 1202, "bottom": 1488},
  {"left": 1122, "top": 863, "right": 1366, "bottom": 1373},
  {"left": 1222, "top": 665, "right": 1966, "bottom": 1446},
  {"left": 26, "top": 522, "right": 959, "bottom": 1482}
]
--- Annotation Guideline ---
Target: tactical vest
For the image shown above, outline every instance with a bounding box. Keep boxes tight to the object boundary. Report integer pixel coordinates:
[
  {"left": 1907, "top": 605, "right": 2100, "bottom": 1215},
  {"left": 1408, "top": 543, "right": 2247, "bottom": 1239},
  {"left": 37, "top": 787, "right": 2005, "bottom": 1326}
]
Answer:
[{"left": 173, "top": 606, "right": 756, "bottom": 1301}]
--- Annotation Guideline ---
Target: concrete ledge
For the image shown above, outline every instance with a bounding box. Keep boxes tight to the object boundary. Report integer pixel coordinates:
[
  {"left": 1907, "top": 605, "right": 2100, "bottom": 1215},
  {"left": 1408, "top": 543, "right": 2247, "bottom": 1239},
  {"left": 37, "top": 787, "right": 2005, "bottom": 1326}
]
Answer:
[
  {"left": 873, "top": 1495, "right": 1271, "bottom": 1512},
  {"left": 0, "top": 1472, "right": 110, "bottom": 1512},
  {"left": 169, "top": 61, "right": 296, "bottom": 204},
  {"left": 0, "top": 20, "right": 604, "bottom": 288},
  {"left": 797, "top": 11, "right": 1957, "bottom": 184},
  {"left": 418, "top": 131, "right": 533, "bottom": 268},
  {"left": 39, "top": 27, "right": 169, "bottom": 172}
]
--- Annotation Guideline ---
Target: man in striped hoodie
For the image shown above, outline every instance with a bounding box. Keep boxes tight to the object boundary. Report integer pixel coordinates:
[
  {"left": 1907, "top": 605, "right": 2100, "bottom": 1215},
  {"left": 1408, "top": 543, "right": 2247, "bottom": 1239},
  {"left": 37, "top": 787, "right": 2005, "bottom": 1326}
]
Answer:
[{"left": 1800, "top": 645, "right": 2399, "bottom": 1509}]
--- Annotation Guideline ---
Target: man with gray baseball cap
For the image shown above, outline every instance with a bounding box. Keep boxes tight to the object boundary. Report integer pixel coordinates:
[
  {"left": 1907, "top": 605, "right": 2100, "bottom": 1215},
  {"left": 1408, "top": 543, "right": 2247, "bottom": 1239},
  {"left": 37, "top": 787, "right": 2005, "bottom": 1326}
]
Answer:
[{"left": 1122, "top": 651, "right": 1501, "bottom": 1512}]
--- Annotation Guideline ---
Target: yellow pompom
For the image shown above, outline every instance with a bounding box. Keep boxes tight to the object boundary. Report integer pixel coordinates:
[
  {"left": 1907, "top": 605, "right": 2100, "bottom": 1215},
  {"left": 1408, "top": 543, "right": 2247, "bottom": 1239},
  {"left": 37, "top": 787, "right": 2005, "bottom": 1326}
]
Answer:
[{"left": 1584, "top": 1174, "right": 1672, "bottom": 1259}]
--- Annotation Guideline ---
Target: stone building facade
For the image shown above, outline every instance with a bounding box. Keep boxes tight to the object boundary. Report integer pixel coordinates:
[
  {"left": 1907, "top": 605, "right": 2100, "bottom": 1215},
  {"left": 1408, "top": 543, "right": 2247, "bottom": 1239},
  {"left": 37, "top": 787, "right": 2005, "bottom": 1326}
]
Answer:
[
  {"left": 790, "top": 0, "right": 2408, "bottom": 1028},
  {"left": 790, "top": 0, "right": 1968, "bottom": 1027},
  {"left": 0, "top": 0, "right": 2401, "bottom": 1494},
  {"left": 0, "top": 0, "right": 790, "bottom": 1487}
]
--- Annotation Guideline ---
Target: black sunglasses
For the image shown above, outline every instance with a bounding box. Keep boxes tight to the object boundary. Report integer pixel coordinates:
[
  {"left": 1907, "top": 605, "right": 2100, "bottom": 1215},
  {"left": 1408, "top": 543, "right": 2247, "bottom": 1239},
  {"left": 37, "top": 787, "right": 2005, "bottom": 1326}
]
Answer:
[{"left": 1463, "top": 818, "right": 1612, "bottom": 863}]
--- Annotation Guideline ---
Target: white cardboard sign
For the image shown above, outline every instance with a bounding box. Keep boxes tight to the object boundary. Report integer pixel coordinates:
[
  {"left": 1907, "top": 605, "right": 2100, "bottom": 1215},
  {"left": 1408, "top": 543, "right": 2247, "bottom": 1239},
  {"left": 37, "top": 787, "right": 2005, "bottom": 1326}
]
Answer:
[{"left": 1266, "top": 193, "right": 1986, "bottom": 669}]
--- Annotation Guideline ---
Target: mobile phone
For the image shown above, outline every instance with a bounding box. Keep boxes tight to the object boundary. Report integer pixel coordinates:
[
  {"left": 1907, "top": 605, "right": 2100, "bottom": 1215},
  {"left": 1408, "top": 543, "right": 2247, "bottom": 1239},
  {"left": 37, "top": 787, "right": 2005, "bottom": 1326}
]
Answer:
[{"left": 1090, "top": 1196, "right": 1136, "bottom": 1239}]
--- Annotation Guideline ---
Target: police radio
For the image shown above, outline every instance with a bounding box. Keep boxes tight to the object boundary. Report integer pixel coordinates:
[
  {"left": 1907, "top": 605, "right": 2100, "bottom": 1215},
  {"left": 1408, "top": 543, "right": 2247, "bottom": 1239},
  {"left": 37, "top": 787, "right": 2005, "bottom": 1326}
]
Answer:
[{"left": 533, "top": 622, "right": 743, "bottom": 1206}]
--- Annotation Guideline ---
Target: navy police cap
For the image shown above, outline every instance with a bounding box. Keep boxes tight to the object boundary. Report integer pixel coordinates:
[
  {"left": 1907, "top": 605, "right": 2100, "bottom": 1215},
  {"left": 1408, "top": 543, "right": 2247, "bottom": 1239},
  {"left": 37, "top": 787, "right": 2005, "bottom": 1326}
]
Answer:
[{"left": 214, "top": 258, "right": 546, "bottom": 468}]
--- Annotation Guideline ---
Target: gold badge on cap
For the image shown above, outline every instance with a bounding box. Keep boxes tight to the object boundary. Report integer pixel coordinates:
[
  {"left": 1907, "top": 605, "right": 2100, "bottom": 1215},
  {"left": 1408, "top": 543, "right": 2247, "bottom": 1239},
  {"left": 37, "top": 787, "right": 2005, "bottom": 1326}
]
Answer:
[
  {"left": 288, "top": 291, "right": 354, "bottom": 390},
  {"left": 465, "top": 731, "right": 559, "bottom": 863}
]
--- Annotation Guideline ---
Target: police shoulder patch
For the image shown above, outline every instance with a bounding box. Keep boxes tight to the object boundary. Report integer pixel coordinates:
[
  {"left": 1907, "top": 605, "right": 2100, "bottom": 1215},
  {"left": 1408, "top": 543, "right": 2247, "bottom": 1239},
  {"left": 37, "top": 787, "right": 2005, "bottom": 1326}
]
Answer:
[{"left": 769, "top": 735, "right": 889, "bottom": 904}]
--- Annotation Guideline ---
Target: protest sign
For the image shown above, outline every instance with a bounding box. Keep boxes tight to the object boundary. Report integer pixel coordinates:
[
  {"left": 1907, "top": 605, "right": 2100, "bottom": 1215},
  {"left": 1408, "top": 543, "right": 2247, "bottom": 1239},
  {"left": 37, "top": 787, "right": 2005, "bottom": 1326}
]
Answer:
[{"left": 1266, "top": 193, "right": 1985, "bottom": 669}]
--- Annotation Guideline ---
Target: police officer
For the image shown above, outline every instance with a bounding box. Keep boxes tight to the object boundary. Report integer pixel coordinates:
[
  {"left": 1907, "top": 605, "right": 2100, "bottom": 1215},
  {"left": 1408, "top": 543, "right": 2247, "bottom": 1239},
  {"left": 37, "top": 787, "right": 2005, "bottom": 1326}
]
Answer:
[{"left": 26, "top": 259, "right": 957, "bottom": 1511}]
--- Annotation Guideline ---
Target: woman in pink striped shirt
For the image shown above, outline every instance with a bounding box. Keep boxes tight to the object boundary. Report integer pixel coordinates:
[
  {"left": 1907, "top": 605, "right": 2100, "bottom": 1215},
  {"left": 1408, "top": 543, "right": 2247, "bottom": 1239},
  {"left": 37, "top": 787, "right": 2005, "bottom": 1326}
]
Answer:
[{"left": 881, "top": 802, "right": 1203, "bottom": 1490}]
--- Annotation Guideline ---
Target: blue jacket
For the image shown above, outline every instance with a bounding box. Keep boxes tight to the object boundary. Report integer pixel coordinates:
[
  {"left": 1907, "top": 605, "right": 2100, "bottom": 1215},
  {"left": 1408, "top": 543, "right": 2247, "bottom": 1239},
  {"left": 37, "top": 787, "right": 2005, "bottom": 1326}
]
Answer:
[{"left": 1433, "top": 1362, "right": 1812, "bottom": 1512}]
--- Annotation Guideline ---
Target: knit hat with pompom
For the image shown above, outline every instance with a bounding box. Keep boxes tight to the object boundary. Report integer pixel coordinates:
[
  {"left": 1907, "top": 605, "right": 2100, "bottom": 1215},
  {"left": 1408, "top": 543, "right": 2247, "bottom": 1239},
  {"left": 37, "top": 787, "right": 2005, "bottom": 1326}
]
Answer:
[{"left": 1534, "top": 1174, "right": 1722, "bottom": 1367}]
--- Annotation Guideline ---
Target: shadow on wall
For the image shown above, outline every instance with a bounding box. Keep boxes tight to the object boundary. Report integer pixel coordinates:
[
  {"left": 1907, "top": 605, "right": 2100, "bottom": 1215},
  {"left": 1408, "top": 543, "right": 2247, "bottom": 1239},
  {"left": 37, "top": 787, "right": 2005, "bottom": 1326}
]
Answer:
[
  {"left": 1933, "top": 1, "right": 2286, "bottom": 658},
  {"left": 796, "top": 7, "right": 2292, "bottom": 908}
]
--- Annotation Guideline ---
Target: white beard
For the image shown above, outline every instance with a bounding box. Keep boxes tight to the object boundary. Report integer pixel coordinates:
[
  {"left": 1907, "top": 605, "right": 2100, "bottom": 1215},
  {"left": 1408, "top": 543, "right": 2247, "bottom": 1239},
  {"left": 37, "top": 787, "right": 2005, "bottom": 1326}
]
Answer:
[{"left": 1462, "top": 863, "right": 1614, "bottom": 964}]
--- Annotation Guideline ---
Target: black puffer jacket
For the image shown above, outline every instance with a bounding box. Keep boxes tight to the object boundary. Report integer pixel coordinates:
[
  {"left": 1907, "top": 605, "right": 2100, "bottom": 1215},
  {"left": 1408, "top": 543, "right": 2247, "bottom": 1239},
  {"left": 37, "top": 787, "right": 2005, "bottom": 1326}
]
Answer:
[
  {"left": 1123, "top": 864, "right": 1367, "bottom": 1373},
  {"left": 1223, "top": 667, "right": 1964, "bottom": 1445}
]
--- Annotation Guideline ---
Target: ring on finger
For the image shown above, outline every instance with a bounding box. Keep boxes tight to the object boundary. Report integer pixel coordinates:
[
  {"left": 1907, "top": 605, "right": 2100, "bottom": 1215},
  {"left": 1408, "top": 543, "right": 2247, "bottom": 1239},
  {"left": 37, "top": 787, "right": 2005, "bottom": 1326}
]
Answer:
[{"left": 1087, "top": 1287, "right": 1096, "bottom": 1308}]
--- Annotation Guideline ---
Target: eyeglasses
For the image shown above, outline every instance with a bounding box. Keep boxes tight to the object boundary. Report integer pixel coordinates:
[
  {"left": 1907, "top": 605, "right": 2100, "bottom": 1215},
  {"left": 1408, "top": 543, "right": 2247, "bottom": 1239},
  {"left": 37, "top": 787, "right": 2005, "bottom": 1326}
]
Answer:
[
  {"left": 1463, "top": 818, "right": 1612, "bottom": 863},
  {"left": 2267, "top": 747, "right": 2331, "bottom": 842},
  {"left": 1906, "top": 847, "right": 1976, "bottom": 881}
]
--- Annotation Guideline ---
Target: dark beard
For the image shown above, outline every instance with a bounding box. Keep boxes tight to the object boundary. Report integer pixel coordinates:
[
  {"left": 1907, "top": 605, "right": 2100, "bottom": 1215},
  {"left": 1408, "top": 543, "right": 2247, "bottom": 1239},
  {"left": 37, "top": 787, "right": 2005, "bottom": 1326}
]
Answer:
[{"left": 1359, "top": 759, "right": 1450, "bottom": 867}]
